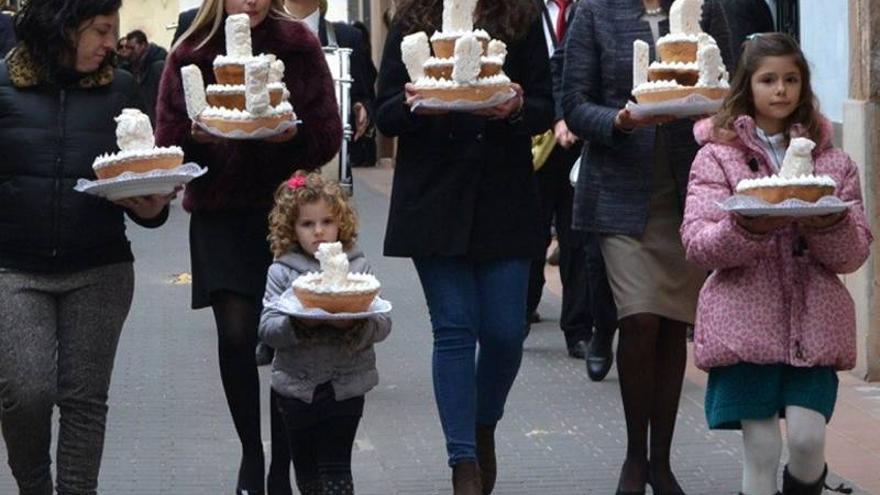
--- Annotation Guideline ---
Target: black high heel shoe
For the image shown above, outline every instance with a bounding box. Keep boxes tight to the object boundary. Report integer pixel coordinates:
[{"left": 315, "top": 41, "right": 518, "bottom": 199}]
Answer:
[{"left": 647, "top": 473, "right": 686, "bottom": 495}]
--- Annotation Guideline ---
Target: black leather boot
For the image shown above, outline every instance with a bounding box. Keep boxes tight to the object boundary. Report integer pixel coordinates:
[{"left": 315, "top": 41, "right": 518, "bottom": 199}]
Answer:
[
  {"left": 782, "top": 465, "right": 825, "bottom": 495},
  {"left": 452, "top": 460, "right": 482, "bottom": 495},
  {"left": 585, "top": 335, "right": 614, "bottom": 381},
  {"left": 475, "top": 423, "right": 497, "bottom": 494},
  {"left": 320, "top": 474, "right": 355, "bottom": 495}
]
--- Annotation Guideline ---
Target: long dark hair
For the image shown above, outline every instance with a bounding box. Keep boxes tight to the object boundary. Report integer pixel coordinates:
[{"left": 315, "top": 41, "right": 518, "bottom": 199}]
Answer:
[
  {"left": 393, "top": 0, "right": 538, "bottom": 42},
  {"left": 712, "top": 32, "right": 822, "bottom": 141},
  {"left": 14, "top": 0, "right": 121, "bottom": 79}
]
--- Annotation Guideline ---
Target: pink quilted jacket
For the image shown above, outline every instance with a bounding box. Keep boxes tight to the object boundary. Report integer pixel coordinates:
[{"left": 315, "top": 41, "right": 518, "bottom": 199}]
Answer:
[{"left": 681, "top": 115, "right": 873, "bottom": 371}]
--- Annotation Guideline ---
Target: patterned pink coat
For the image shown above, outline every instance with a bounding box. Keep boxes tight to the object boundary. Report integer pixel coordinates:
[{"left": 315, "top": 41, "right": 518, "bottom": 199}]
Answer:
[{"left": 681, "top": 115, "right": 873, "bottom": 371}]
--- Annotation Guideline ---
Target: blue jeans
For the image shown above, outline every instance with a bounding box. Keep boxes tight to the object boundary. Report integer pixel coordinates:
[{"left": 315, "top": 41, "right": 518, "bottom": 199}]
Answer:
[{"left": 413, "top": 257, "right": 530, "bottom": 466}]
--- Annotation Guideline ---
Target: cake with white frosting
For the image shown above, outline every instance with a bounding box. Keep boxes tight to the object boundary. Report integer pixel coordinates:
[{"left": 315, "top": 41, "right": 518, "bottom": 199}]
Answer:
[
  {"left": 181, "top": 14, "right": 294, "bottom": 134},
  {"left": 293, "top": 242, "right": 381, "bottom": 313},
  {"left": 736, "top": 138, "right": 836, "bottom": 203},
  {"left": 92, "top": 109, "right": 184, "bottom": 180},
  {"left": 632, "top": 0, "right": 729, "bottom": 103},
  {"left": 401, "top": 0, "right": 511, "bottom": 103}
]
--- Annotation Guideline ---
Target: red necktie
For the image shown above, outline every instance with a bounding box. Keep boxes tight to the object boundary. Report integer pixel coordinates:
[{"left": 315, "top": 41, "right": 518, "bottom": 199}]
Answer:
[{"left": 553, "top": 0, "right": 572, "bottom": 42}]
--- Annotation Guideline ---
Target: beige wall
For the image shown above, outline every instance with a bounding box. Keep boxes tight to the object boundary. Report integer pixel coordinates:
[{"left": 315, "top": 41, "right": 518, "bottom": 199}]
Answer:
[
  {"left": 119, "top": 0, "right": 180, "bottom": 50},
  {"left": 846, "top": 0, "right": 880, "bottom": 381}
]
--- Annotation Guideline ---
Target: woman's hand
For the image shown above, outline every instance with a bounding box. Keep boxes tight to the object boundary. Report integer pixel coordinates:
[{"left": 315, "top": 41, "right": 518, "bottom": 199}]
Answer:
[
  {"left": 798, "top": 211, "right": 848, "bottom": 231},
  {"left": 113, "top": 188, "right": 180, "bottom": 219},
  {"left": 614, "top": 107, "right": 676, "bottom": 132},
  {"left": 353, "top": 102, "right": 370, "bottom": 140},
  {"left": 191, "top": 121, "right": 221, "bottom": 144},
  {"left": 471, "top": 83, "right": 524, "bottom": 119},
  {"left": 735, "top": 214, "right": 792, "bottom": 234},
  {"left": 264, "top": 124, "right": 299, "bottom": 143},
  {"left": 554, "top": 119, "right": 579, "bottom": 149},
  {"left": 405, "top": 83, "right": 448, "bottom": 116}
]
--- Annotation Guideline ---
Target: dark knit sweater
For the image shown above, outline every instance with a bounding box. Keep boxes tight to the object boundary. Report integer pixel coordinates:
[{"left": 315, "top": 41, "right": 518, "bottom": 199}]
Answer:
[{"left": 155, "top": 14, "right": 343, "bottom": 212}]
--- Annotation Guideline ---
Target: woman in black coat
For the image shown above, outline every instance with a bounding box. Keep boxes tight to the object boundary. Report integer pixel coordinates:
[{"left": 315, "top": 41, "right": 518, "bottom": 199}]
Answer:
[
  {"left": 0, "top": 0, "right": 173, "bottom": 492},
  {"left": 376, "top": 1, "right": 553, "bottom": 493}
]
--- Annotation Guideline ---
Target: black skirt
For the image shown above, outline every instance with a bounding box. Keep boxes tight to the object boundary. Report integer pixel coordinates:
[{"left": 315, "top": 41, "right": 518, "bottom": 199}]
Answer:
[{"left": 189, "top": 209, "right": 274, "bottom": 309}]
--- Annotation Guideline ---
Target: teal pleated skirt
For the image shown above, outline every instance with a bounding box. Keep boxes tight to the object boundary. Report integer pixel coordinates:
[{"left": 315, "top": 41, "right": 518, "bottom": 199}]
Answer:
[{"left": 705, "top": 363, "right": 839, "bottom": 430}]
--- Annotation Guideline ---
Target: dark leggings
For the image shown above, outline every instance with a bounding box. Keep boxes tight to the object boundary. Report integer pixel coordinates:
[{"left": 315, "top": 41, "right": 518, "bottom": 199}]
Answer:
[
  {"left": 273, "top": 389, "right": 363, "bottom": 495},
  {"left": 211, "top": 291, "right": 291, "bottom": 493}
]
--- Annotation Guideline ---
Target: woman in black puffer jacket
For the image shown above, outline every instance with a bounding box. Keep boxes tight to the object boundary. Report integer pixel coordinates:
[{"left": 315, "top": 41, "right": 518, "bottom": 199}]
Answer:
[{"left": 0, "top": 1, "right": 174, "bottom": 493}]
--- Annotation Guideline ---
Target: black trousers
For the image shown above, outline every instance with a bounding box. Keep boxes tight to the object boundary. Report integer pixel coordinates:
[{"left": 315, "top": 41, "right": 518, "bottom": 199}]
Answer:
[
  {"left": 272, "top": 384, "right": 364, "bottom": 490},
  {"left": 582, "top": 231, "right": 617, "bottom": 342},
  {"left": 527, "top": 143, "right": 589, "bottom": 346}
]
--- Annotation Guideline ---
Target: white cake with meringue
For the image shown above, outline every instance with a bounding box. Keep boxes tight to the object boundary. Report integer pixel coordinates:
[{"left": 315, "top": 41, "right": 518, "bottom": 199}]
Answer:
[
  {"left": 631, "top": 0, "right": 729, "bottom": 104},
  {"left": 293, "top": 242, "right": 381, "bottom": 314},
  {"left": 92, "top": 109, "right": 183, "bottom": 180},
  {"left": 181, "top": 14, "right": 295, "bottom": 135},
  {"left": 401, "top": 0, "right": 512, "bottom": 103},
  {"left": 736, "top": 138, "right": 836, "bottom": 204}
]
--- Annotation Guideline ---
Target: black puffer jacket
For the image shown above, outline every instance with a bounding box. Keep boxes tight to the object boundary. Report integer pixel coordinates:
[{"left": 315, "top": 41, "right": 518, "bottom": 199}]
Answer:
[{"left": 0, "top": 47, "right": 166, "bottom": 273}]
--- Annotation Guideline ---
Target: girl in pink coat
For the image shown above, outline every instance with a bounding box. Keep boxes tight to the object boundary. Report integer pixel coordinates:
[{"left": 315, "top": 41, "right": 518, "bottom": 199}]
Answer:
[{"left": 681, "top": 33, "right": 872, "bottom": 495}]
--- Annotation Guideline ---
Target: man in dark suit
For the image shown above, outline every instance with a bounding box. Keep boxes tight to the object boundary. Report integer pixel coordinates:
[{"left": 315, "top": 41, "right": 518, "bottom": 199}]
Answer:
[
  {"left": 719, "top": 0, "right": 775, "bottom": 65},
  {"left": 285, "top": 0, "right": 377, "bottom": 172}
]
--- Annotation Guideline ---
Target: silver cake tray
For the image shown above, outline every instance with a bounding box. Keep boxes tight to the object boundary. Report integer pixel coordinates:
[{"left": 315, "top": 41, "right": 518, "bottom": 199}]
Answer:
[
  {"left": 271, "top": 289, "right": 392, "bottom": 320},
  {"left": 195, "top": 116, "right": 301, "bottom": 140},
  {"left": 717, "top": 195, "right": 857, "bottom": 217},
  {"left": 411, "top": 88, "right": 516, "bottom": 112},
  {"left": 74, "top": 163, "right": 207, "bottom": 201},
  {"left": 626, "top": 92, "right": 725, "bottom": 119}
]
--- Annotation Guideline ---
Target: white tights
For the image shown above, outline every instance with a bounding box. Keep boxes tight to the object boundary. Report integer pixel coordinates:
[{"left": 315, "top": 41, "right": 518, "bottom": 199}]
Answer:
[{"left": 741, "top": 406, "right": 827, "bottom": 495}]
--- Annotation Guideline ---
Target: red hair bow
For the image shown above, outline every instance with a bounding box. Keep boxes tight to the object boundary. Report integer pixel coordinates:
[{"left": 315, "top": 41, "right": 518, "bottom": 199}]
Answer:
[{"left": 287, "top": 176, "right": 307, "bottom": 190}]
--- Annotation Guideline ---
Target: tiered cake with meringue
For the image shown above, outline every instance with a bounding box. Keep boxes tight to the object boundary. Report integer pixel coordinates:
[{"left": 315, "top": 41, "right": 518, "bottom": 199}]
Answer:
[
  {"left": 631, "top": 0, "right": 729, "bottom": 104},
  {"left": 736, "top": 137, "right": 836, "bottom": 203},
  {"left": 400, "top": 0, "right": 511, "bottom": 103},
  {"left": 181, "top": 14, "right": 294, "bottom": 134},
  {"left": 92, "top": 109, "right": 184, "bottom": 180},
  {"left": 293, "top": 242, "right": 381, "bottom": 314}
]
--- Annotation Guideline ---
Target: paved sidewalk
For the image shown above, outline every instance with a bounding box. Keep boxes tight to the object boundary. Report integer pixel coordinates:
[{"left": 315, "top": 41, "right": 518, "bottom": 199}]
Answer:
[{"left": 0, "top": 166, "right": 876, "bottom": 494}]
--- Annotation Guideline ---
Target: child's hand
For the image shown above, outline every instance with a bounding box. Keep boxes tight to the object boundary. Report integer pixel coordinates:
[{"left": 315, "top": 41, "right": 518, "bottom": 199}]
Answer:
[
  {"left": 799, "top": 211, "right": 848, "bottom": 231},
  {"left": 735, "top": 214, "right": 792, "bottom": 234}
]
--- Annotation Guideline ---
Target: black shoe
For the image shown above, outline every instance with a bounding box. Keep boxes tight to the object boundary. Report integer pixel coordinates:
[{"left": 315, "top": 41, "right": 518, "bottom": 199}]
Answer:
[
  {"left": 566, "top": 340, "right": 587, "bottom": 359},
  {"left": 585, "top": 337, "right": 613, "bottom": 381}
]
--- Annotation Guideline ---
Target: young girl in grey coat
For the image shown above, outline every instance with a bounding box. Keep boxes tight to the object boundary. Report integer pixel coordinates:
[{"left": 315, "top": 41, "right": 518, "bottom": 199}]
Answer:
[{"left": 259, "top": 172, "right": 391, "bottom": 495}]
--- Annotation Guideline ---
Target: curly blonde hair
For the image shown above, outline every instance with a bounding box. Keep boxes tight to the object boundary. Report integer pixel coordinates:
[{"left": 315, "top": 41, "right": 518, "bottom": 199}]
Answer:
[{"left": 268, "top": 172, "right": 358, "bottom": 257}]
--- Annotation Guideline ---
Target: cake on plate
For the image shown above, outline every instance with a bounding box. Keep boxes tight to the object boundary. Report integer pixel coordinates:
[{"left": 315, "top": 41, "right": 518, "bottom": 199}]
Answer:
[
  {"left": 631, "top": 0, "right": 729, "bottom": 104},
  {"left": 736, "top": 137, "right": 837, "bottom": 203},
  {"left": 400, "top": 0, "right": 512, "bottom": 103},
  {"left": 293, "top": 242, "right": 381, "bottom": 314},
  {"left": 181, "top": 14, "right": 295, "bottom": 134},
  {"left": 92, "top": 109, "right": 184, "bottom": 180}
]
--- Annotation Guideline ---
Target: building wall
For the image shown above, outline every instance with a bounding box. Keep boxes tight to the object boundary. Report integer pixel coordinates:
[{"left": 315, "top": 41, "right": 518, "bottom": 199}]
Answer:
[{"left": 119, "top": 0, "right": 180, "bottom": 50}]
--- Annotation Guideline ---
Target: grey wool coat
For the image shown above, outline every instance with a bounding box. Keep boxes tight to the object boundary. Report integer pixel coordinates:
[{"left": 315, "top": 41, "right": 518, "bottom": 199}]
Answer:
[
  {"left": 561, "top": 0, "right": 732, "bottom": 235},
  {"left": 259, "top": 247, "right": 391, "bottom": 403}
]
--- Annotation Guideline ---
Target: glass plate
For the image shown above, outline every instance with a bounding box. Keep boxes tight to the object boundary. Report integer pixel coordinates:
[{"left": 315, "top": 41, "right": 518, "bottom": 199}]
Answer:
[{"left": 74, "top": 163, "right": 207, "bottom": 200}]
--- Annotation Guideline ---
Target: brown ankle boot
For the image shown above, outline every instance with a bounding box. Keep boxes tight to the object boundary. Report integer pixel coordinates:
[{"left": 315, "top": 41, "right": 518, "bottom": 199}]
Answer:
[
  {"left": 452, "top": 460, "right": 482, "bottom": 495},
  {"left": 475, "top": 423, "right": 497, "bottom": 494}
]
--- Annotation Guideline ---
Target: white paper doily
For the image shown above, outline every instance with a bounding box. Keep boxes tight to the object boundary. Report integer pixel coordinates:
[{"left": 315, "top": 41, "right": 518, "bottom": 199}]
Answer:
[
  {"left": 717, "top": 195, "right": 856, "bottom": 217},
  {"left": 74, "top": 163, "right": 207, "bottom": 200},
  {"left": 271, "top": 289, "right": 392, "bottom": 320},
  {"left": 411, "top": 89, "right": 516, "bottom": 112},
  {"left": 195, "top": 117, "right": 301, "bottom": 140},
  {"left": 626, "top": 93, "right": 724, "bottom": 119}
]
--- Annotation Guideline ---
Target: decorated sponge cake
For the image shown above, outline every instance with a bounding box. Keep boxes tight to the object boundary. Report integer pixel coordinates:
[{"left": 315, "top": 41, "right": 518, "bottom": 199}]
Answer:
[
  {"left": 92, "top": 109, "right": 183, "bottom": 180},
  {"left": 293, "top": 242, "right": 381, "bottom": 314},
  {"left": 736, "top": 138, "right": 836, "bottom": 204},
  {"left": 631, "top": 0, "right": 729, "bottom": 104},
  {"left": 181, "top": 14, "right": 295, "bottom": 135},
  {"left": 400, "top": 0, "right": 512, "bottom": 103}
]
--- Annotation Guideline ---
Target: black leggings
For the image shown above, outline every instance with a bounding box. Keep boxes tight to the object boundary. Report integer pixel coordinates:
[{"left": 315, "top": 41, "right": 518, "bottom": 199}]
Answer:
[
  {"left": 272, "top": 388, "right": 364, "bottom": 494},
  {"left": 211, "top": 291, "right": 291, "bottom": 493}
]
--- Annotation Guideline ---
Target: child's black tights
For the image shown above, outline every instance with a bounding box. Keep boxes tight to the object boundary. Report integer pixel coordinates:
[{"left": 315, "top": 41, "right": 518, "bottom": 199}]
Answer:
[{"left": 273, "top": 388, "right": 363, "bottom": 495}]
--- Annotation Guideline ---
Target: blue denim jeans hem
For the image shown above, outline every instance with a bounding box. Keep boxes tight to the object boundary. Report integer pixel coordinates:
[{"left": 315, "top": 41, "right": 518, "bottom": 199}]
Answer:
[{"left": 413, "top": 256, "right": 529, "bottom": 467}]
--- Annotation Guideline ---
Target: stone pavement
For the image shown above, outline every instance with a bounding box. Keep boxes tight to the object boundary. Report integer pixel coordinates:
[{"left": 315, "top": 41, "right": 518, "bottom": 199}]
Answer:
[{"left": 0, "top": 168, "right": 875, "bottom": 494}]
